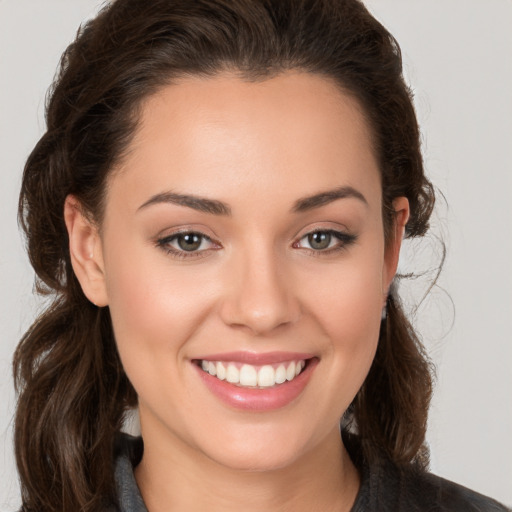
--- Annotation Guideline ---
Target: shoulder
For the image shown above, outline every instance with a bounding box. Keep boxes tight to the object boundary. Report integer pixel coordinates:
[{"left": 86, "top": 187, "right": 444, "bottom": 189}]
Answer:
[
  {"left": 355, "top": 457, "right": 510, "bottom": 511},
  {"left": 344, "top": 433, "right": 510, "bottom": 512},
  {"left": 396, "top": 465, "right": 510, "bottom": 512}
]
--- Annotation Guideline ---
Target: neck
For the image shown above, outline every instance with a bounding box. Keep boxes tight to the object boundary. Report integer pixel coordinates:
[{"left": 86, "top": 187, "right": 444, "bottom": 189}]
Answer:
[{"left": 135, "top": 425, "right": 360, "bottom": 512}]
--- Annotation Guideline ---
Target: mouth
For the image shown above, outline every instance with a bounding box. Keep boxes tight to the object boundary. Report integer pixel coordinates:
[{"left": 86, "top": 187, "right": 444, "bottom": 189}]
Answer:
[
  {"left": 195, "top": 359, "right": 308, "bottom": 389},
  {"left": 192, "top": 353, "right": 318, "bottom": 411}
]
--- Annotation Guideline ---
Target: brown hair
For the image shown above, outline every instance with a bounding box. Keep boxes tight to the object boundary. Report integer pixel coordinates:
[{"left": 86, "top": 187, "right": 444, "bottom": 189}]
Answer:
[{"left": 15, "top": 0, "right": 435, "bottom": 510}]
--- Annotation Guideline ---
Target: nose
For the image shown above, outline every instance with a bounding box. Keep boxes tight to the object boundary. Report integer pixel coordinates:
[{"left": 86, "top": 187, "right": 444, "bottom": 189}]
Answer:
[{"left": 219, "top": 247, "right": 301, "bottom": 336}]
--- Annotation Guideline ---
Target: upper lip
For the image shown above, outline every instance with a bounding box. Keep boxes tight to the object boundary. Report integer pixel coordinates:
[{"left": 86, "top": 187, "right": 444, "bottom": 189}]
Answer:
[{"left": 193, "top": 351, "right": 315, "bottom": 365}]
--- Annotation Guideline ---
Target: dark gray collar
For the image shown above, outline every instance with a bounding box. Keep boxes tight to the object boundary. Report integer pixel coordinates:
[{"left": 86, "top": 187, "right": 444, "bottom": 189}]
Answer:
[{"left": 114, "top": 434, "right": 147, "bottom": 512}]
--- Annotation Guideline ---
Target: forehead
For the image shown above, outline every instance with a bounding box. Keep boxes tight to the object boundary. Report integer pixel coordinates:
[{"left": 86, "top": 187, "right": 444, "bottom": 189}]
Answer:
[{"left": 110, "top": 71, "right": 381, "bottom": 213}]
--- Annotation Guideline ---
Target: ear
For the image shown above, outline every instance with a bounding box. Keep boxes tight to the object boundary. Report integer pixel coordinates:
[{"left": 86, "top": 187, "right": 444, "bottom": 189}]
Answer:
[
  {"left": 64, "top": 195, "right": 108, "bottom": 307},
  {"left": 382, "top": 196, "right": 410, "bottom": 299}
]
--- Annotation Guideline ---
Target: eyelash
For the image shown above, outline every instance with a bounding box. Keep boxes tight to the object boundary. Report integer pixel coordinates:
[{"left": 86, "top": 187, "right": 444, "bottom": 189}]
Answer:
[
  {"left": 156, "top": 229, "right": 357, "bottom": 260},
  {"left": 156, "top": 231, "right": 219, "bottom": 260},
  {"left": 293, "top": 229, "right": 358, "bottom": 256}
]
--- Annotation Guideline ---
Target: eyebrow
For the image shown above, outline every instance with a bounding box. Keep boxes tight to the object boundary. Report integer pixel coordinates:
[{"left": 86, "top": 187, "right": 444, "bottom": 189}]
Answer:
[
  {"left": 137, "top": 185, "right": 367, "bottom": 216},
  {"left": 138, "top": 191, "right": 232, "bottom": 216},
  {"left": 292, "top": 186, "right": 368, "bottom": 212}
]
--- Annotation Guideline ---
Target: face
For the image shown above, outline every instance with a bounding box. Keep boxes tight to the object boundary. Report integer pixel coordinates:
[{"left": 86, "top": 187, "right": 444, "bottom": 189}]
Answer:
[{"left": 67, "top": 72, "right": 408, "bottom": 472}]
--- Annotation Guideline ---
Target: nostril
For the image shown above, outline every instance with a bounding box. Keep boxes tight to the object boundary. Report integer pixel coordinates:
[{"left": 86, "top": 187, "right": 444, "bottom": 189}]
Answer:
[
  {"left": 217, "top": 259, "right": 302, "bottom": 334},
  {"left": 220, "top": 295, "right": 301, "bottom": 335}
]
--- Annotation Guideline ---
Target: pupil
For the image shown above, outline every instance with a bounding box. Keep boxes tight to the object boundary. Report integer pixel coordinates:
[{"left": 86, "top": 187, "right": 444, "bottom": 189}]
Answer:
[
  {"left": 178, "top": 233, "right": 201, "bottom": 251},
  {"left": 309, "top": 231, "right": 331, "bottom": 250}
]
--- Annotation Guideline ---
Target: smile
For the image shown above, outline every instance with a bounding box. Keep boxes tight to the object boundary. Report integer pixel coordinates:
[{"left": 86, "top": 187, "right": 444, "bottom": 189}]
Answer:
[
  {"left": 193, "top": 353, "right": 318, "bottom": 411},
  {"left": 199, "top": 359, "right": 307, "bottom": 388}
]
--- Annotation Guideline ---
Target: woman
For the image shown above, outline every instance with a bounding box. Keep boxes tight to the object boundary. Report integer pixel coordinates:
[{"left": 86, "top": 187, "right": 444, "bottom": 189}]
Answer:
[{"left": 12, "top": 0, "right": 510, "bottom": 511}]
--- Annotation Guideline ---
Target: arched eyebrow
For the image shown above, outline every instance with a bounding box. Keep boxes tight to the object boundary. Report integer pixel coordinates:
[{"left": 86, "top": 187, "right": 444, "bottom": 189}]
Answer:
[
  {"left": 138, "top": 192, "right": 231, "bottom": 216},
  {"left": 137, "top": 185, "right": 367, "bottom": 216},
  {"left": 292, "top": 186, "right": 368, "bottom": 212}
]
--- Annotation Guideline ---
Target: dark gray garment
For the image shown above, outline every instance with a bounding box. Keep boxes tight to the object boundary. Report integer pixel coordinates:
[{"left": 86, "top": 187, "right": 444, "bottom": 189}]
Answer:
[
  {"left": 112, "top": 433, "right": 510, "bottom": 512},
  {"left": 114, "top": 435, "right": 148, "bottom": 512}
]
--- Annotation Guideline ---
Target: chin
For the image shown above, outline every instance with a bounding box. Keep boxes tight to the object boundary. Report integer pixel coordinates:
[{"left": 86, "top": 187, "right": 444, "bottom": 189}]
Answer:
[
  {"left": 196, "top": 425, "right": 313, "bottom": 473},
  {"left": 208, "top": 446, "right": 301, "bottom": 473}
]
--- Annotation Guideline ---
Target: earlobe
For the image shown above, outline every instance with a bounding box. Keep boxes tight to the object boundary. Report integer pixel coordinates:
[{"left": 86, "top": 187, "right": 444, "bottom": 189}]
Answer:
[
  {"left": 382, "top": 196, "right": 410, "bottom": 298},
  {"left": 64, "top": 195, "right": 108, "bottom": 307}
]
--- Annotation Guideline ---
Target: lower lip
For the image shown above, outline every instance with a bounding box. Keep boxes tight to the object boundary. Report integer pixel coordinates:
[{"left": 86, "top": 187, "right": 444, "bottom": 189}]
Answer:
[{"left": 194, "top": 359, "right": 318, "bottom": 411}]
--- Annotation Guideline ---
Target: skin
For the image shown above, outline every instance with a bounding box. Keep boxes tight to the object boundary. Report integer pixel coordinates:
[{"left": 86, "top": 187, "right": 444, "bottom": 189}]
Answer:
[{"left": 65, "top": 72, "right": 409, "bottom": 512}]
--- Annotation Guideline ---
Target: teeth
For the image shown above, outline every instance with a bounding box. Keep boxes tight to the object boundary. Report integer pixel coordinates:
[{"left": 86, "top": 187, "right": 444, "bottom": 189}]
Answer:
[
  {"left": 258, "top": 365, "right": 275, "bottom": 387},
  {"left": 286, "top": 362, "right": 296, "bottom": 381},
  {"left": 239, "top": 364, "right": 258, "bottom": 386},
  {"left": 199, "top": 359, "right": 307, "bottom": 388},
  {"left": 275, "top": 365, "right": 287, "bottom": 384},
  {"left": 226, "top": 364, "right": 239, "bottom": 383},
  {"left": 216, "top": 362, "right": 226, "bottom": 380}
]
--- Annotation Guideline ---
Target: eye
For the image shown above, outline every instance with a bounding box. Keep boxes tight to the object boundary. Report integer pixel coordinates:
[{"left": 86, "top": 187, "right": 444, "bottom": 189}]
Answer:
[
  {"left": 174, "top": 232, "right": 206, "bottom": 251},
  {"left": 156, "top": 231, "right": 219, "bottom": 258},
  {"left": 305, "top": 231, "right": 335, "bottom": 250},
  {"left": 294, "top": 229, "right": 357, "bottom": 253}
]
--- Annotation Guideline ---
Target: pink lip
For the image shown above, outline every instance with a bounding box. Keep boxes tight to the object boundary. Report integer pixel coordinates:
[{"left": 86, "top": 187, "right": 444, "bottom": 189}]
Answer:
[
  {"left": 193, "top": 357, "right": 318, "bottom": 411},
  {"left": 194, "top": 351, "right": 315, "bottom": 365}
]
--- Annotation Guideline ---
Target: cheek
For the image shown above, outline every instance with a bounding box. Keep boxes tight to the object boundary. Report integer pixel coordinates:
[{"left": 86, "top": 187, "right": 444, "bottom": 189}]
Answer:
[
  {"left": 299, "top": 250, "right": 384, "bottom": 398},
  {"left": 302, "top": 252, "right": 384, "bottom": 336},
  {"left": 102, "top": 239, "right": 217, "bottom": 375},
  {"left": 103, "top": 253, "right": 221, "bottom": 435}
]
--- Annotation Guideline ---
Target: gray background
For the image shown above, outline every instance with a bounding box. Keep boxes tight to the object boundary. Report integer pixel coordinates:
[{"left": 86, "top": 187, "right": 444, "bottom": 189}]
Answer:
[{"left": 1, "top": 0, "right": 511, "bottom": 509}]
